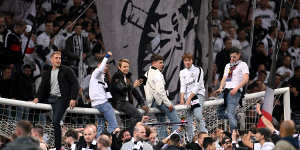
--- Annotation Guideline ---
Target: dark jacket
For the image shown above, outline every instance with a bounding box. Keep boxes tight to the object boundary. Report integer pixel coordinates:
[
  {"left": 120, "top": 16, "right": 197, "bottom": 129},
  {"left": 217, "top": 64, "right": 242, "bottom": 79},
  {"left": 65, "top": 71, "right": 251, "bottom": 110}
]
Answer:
[
  {"left": 75, "top": 136, "right": 97, "bottom": 150},
  {"left": 0, "top": 78, "right": 12, "bottom": 98},
  {"left": 10, "top": 73, "right": 35, "bottom": 101},
  {"left": 3, "top": 30, "right": 23, "bottom": 65},
  {"left": 185, "top": 142, "right": 202, "bottom": 150},
  {"left": 111, "top": 70, "right": 145, "bottom": 107},
  {"left": 166, "top": 145, "right": 185, "bottom": 150},
  {"left": 64, "top": 34, "right": 89, "bottom": 65},
  {"left": 37, "top": 65, "right": 79, "bottom": 102},
  {"left": 215, "top": 49, "right": 231, "bottom": 79}
]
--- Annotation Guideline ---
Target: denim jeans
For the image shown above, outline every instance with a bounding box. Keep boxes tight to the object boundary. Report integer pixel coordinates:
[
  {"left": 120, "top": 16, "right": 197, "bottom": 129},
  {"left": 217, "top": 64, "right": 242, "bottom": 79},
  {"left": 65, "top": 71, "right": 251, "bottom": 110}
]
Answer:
[
  {"left": 94, "top": 101, "right": 118, "bottom": 137},
  {"left": 16, "top": 106, "right": 30, "bottom": 121},
  {"left": 217, "top": 90, "right": 241, "bottom": 130},
  {"left": 115, "top": 101, "right": 142, "bottom": 134},
  {"left": 49, "top": 96, "right": 68, "bottom": 150},
  {"left": 186, "top": 95, "right": 208, "bottom": 141},
  {"left": 152, "top": 102, "right": 180, "bottom": 138}
]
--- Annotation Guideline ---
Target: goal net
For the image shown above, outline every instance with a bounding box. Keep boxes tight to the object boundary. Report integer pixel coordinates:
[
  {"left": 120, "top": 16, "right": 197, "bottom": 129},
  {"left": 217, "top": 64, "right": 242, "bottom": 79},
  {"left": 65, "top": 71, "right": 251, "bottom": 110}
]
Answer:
[{"left": 0, "top": 87, "right": 290, "bottom": 148}]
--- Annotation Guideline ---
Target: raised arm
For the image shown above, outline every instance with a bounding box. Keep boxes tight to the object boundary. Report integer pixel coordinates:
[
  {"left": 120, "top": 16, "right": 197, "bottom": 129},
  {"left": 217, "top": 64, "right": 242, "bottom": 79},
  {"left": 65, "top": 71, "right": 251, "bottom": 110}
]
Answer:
[{"left": 92, "top": 51, "right": 112, "bottom": 78}]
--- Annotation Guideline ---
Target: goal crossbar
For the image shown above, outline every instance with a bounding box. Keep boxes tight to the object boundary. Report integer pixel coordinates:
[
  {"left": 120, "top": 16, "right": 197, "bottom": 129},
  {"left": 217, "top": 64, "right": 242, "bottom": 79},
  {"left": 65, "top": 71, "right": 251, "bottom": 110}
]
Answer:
[{"left": 0, "top": 87, "right": 290, "bottom": 119}]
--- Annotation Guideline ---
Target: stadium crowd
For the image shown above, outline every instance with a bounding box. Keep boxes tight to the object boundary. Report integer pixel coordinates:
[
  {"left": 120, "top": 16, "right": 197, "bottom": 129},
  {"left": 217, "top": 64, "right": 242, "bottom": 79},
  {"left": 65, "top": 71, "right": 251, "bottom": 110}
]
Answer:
[{"left": 0, "top": 0, "right": 300, "bottom": 150}]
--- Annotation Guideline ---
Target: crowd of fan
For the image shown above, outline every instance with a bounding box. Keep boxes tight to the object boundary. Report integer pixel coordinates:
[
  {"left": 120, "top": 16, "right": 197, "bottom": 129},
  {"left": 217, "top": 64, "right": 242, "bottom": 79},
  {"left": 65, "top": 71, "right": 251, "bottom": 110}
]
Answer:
[
  {"left": 0, "top": 0, "right": 105, "bottom": 120},
  {"left": 0, "top": 107, "right": 299, "bottom": 150},
  {"left": 0, "top": 0, "right": 300, "bottom": 150}
]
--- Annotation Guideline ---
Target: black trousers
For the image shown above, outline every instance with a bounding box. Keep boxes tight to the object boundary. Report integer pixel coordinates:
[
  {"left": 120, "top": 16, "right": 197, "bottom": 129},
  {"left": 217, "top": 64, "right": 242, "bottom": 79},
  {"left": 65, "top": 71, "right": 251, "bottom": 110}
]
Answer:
[
  {"left": 116, "top": 101, "right": 142, "bottom": 134},
  {"left": 49, "top": 95, "right": 68, "bottom": 150}
]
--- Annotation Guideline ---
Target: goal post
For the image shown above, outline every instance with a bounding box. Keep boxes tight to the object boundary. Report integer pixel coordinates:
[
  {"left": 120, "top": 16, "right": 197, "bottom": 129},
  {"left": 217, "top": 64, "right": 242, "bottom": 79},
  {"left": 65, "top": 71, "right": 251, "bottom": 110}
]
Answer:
[{"left": 0, "top": 87, "right": 291, "bottom": 147}]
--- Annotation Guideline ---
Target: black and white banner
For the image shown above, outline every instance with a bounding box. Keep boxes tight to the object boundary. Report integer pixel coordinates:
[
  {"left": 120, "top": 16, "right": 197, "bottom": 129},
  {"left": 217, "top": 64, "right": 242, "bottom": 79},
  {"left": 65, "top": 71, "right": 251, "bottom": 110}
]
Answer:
[{"left": 96, "top": 0, "right": 200, "bottom": 100}]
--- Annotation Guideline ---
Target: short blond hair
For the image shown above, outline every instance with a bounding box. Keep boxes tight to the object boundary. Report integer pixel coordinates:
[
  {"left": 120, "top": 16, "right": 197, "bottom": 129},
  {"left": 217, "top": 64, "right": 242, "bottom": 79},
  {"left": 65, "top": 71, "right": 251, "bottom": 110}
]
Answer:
[
  {"left": 50, "top": 51, "right": 62, "bottom": 58},
  {"left": 118, "top": 58, "right": 130, "bottom": 67}
]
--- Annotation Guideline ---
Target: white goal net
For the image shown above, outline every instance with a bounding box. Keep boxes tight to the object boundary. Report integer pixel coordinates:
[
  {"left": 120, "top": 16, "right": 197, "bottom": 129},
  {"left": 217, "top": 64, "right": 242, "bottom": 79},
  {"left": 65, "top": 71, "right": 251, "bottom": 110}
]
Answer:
[{"left": 0, "top": 87, "right": 290, "bottom": 148}]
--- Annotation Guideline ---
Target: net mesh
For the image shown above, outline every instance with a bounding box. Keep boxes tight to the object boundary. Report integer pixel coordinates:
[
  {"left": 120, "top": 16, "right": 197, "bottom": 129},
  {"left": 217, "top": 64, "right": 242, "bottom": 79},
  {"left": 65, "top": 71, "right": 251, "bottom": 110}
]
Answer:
[{"left": 0, "top": 90, "right": 286, "bottom": 148}]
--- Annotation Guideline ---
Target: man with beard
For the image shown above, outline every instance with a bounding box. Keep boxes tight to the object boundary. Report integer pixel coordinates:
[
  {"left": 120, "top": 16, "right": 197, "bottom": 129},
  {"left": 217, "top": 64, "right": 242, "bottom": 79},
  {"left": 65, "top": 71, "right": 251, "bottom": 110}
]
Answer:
[{"left": 216, "top": 48, "right": 249, "bottom": 131}]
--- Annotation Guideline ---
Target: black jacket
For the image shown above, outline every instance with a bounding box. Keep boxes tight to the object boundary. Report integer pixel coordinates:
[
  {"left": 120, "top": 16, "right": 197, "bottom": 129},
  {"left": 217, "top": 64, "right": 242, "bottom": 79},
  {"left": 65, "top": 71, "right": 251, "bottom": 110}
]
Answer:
[
  {"left": 111, "top": 70, "right": 145, "bottom": 107},
  {"left": 10, "top": 73, "right": 35, "bottom": 101},
  {"left": 75, "top": 136, "right": 97, "bottom": 150},
  {"left": 64, "top": 34, "right": 89, "bottom": 65},
  {"left": 3, "top": 30, "right": 23, "bottom": 65},
  {"left": 215, "top": 48, "right": 231, "bottom": 78},
  {"left": 37, "top": 65, "right": 79, "bottom": 102},
  {"left": 166, "top": 145, "right": 185, "bottom": 150}
]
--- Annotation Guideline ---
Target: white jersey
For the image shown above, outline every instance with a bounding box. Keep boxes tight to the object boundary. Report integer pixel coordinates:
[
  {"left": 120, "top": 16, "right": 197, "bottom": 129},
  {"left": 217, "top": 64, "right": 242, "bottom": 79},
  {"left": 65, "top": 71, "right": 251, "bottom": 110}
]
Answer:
[
  {"left": 223, "top": 61, "right": 249, "bottom": 90},
  {"left": 276, "top": 66, "right": 293, "bottom": 82},
  {"left": 254, "top": 8, "right": 276, "bottom": 29},
  {"left": 37, "top": 32, "right": 53, "bottom": 62},
  {"left": 179, "top": 65, "right": 205, "bottom": 100},
  {"left": 144, "top": 66, "right": 172, "bottom": 107},
  {"left": 89, "top": 56, "right": 112, "bottom": 106},
  {"left": 262, "top": 35, "right": 276, "bottom": 56}
]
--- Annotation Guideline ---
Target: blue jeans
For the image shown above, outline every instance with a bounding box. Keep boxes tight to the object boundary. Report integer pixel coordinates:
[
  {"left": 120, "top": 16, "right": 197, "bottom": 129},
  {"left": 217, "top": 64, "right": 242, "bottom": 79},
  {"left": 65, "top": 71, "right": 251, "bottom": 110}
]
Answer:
[
  {"left": 217, "top": 90, "right": 241, "bottom": 130},
  {"left": 186, "top": 95, "right": 208, "bottom": 141},
  {"left": 94, "top": 101, "right": 118, "bottom": 137},
  {"left": 152, "top": 102, "right": 180, "bottom": 138},
  {"left": 16, "top": 106, "right": 30, "bottom": 121}
]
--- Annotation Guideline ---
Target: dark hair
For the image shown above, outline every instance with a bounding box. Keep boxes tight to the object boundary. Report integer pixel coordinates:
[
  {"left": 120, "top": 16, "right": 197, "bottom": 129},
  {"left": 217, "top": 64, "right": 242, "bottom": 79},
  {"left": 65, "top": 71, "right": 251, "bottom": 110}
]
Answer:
[
  {"left": 290, "top": 35, "right": 300, "bottom": 46},
  {"left": 0, "top": 134, "right": 11, "bottom": 149},
  {"left": 14, "top": 21, "right": 26, "bottom": 28},
  {"left": 120, "top": 129, "right": 131, "bottom": 139},
  {"left": 23, "top": 64, "right": 32, "bottom": 70},
  {"left": 257, "top": 128, "right": 272, "bottom": 141},
  {"left": 268, "top": 26, "right": 277, "bottom": 35},
  {"left": 45, "top": 20, "right": 53, "bottom": 25},
  {"left": 151, "top": 54, "right": 164, "bottom": 62},
  {"left": 65, "top": 129, "right": 79, "bottom": 140},
  {"left": 170, "top": 134, "right": 180, "bottom": 144},
  {"left": 223, "top": 37, "right": 231, "bottom": 43},
  {"left": 230, "top": 47, "right": 240, "bottom": 54},
  {"left": 198, "top": 132, "right": 208, "bottom": 138},
  {"left": 259, "top": 70, "right": 267, "bottom": 76},
  {"left": 295, "top": 66, "right": 300, "bottom": 71},
  {"left": 16, "top": 120, "right": 32, "bottom": 136},
  {"left": 221, "top": 136, "right": 231, "bottom": 145},
  {"left": 256, "top": 42, "right": 264, "bottom": 47},
  {"left": 203, "top": 137, "right": 215, "bottom": 149}
]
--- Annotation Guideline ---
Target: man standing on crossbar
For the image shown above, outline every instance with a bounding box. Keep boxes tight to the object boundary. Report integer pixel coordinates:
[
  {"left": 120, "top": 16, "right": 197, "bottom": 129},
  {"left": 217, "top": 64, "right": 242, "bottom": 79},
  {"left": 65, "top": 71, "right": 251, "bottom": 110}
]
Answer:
[
  {"left": 33, "top": 51, "right": 79, "bottom": 150},
  {"left": 215, "top": 48, "right": 249, "bottom": 131}
]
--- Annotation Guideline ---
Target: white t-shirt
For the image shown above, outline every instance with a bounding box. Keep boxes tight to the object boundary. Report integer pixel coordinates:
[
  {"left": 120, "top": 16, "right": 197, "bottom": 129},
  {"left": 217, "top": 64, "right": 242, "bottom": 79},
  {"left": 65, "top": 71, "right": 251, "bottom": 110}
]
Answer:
[
  {"left": 276, "top": 66, "right": 294, "bottom": 82},
  {"left": 253, "top": 142, "right": 275, "bottom": 150},
  {"left": 254, "top": 8, "right": 276, "bottom": 29},
  {"left": 224, "top": 61, "right": 249, "bottom": 89},
  {"left": 240, "top": 40, "right": 251, "bottom": 62}
]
